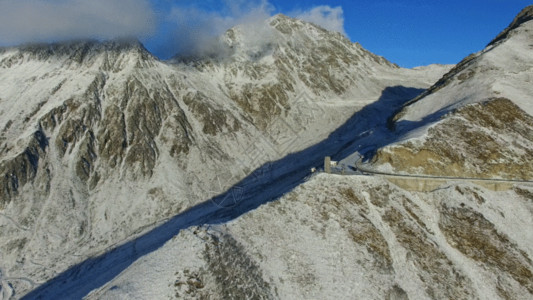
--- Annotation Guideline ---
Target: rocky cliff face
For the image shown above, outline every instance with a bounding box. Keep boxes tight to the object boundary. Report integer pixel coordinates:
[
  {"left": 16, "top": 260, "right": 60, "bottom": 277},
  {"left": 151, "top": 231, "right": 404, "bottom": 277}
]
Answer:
[{"left": 0, "top": 15, "right": 450, "bottom": 298}]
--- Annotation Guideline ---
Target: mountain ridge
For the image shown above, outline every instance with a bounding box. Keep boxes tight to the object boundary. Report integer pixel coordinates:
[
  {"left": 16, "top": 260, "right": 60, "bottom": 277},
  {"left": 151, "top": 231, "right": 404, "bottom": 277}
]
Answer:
[{"left": 488, "top": 5, "right": 533, "bottom": 46}]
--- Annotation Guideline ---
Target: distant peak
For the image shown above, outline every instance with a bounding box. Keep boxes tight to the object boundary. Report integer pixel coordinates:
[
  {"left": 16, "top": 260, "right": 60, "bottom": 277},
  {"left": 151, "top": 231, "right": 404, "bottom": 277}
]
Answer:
[
  {"left": 270, "top": 13, "right": 291, "bottom": 21},
  {"left": 0, "top": 39, "right": 156, "bottom": 71},
  {"left": 268, "top": 13, "right": 303, "bottom": 26},
  {"left": 10, "top": 39, "right": 149, "bottom": 59},
  {"left": 488, "top": 5, "right": 533, "bottom": 46},
  {"left": 268, "top": 13, "right": 329, "bottom": 35},
  {"left": 511, "top": 5, "right": 533, "bottom": 26},
  {"left": 38, "top": 39, "right": 141, "bottom": 50}
]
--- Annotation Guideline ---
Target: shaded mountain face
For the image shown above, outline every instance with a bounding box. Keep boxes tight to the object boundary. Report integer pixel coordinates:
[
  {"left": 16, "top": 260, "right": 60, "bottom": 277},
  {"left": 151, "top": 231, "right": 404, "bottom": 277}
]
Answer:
[
  {"left": 0, "top": 15, "right": 450, "bottom": 297},
  {"left": 372, "top": 5, "right": 533, "bottom": 179}
]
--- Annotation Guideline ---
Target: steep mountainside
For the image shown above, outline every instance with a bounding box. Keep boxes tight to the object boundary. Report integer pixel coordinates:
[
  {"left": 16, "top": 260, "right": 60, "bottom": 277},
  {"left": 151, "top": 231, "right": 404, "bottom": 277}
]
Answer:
[
  {"left": 372, "top": 6, "right": 533, "bottom": 179},
  {"left": 88, "top": 175, "right": 533, "bottom": 300},
  {"left": 0, "top": 15, "right": 450, "bottom": 298},
  {"left": 80, "top": 7, "right": 533, "bottom": 300}
]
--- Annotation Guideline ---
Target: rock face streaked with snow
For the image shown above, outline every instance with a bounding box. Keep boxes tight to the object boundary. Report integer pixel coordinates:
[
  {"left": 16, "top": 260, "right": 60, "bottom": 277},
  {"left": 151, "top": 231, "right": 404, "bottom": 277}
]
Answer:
[
  {"left": 373, "top": 6, "right": 533, "bottom": 179},
  {"left": 0, "top": 15, "right": 451, "bottom": 298}
]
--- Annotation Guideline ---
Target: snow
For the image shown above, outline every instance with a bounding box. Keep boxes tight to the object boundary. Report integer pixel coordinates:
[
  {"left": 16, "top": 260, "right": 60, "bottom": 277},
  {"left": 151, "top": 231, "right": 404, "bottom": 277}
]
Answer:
[
  {"left": 10, "top": 11, "right": 533, "bottom": 299},
  {"left": 397, "top": 19, "right": 533, "bottom": 132},
  {"left": 63, "top": 12, "right": 533, "bottom": 300},
  {"left": 83, "top": 174, "right": 533, "bottom": 300}
]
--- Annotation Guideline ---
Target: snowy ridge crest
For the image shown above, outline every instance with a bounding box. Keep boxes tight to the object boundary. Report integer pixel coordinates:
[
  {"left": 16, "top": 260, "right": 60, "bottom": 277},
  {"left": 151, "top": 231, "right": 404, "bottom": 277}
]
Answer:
[{"left": 489, "top": 5, "right": 533, "bottom": 46}]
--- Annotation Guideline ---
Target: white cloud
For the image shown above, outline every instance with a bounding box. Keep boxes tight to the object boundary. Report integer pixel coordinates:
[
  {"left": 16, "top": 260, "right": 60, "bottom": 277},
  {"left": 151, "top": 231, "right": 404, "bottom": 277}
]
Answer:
[
  {"left": 292, "top": 5, "right": 346, "bottom": 35},
  {"left": 0, "top": 0, "right": 348, "bottom": 59},
  {"left": 157, "top": 0, "right": 274, "bottom": 58},
  {"left": 157, "top": 1, "right": 347, "bottom": 59},
  {"left": 0, "top": 0, "right": 156, "bottom": 45}
]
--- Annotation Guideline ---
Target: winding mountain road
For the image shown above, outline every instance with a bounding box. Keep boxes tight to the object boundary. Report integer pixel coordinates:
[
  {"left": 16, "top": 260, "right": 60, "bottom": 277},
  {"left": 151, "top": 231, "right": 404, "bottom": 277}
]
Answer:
[{"left": 333, "top": 153, "right": 533, "bottom": 191}]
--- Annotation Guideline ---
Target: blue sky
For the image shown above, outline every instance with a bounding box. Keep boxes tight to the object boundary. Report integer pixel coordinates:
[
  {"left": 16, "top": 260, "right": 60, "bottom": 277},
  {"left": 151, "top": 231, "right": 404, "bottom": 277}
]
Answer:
[
  {"left": 330, "top": 0, "right": 530, "bottom": 67},
  {"left": 145, "top": 0, "right": 530, "bottom": 67},
  {"left": 0, "top": 0, "right": 530, "bottom": 67}
]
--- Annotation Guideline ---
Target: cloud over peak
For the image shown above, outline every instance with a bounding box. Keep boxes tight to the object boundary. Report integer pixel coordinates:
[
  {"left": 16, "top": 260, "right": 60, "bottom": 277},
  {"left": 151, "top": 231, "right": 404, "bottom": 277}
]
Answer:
[
  {"left": 154, "top": 1, "right": 346, "bottom": 59},
  {"left": 0, "top": 0, "right": 347, "bottom": 59},
  {"left": 292, "top": 5, "right": 346, "bottom": 35},
  {"left": 0, "top": 0, "right": 156, "bottom": 45}
]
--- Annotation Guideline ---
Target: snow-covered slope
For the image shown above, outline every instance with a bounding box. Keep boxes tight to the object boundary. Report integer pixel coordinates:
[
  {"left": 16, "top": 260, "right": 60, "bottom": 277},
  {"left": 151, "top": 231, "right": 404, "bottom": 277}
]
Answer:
[
  {"left": 393, "top": 5, "right": 533, "bottom": 123},
  {"left": 372, "top": 5, "right": 533, "bottom": 179},
  {"left": 0, "top": 15, "right": 451, "bottom": 298},
  {"left": 86, "top": 174, "right": 533, "bottom": 300}
]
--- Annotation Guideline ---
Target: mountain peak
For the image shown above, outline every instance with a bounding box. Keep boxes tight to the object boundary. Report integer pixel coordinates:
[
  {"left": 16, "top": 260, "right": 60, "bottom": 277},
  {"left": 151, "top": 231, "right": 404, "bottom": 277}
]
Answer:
[
  {"left": 2, "top": 39, "right": 150, "bottom": 61},
  {"left": 270, "top": 13, "right": 291, "bottom": 22},
  {"left": 268, "top": 13, "right": 334, "bottom": 37},
  {"left": 1, "top": 39, "right": 155, "bottom": 70},
  {"left": 212, "top": 13, "right": 397, "bottom": 69},
  {"left": 488, "top": 5, "right": 533, "bottom": 46}
]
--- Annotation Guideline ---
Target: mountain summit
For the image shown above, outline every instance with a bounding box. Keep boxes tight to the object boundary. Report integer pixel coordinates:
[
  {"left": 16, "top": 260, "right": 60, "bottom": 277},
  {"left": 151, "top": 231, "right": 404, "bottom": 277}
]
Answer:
[{"left": 489, "top": 5, "right": 533, "bottom": 46}]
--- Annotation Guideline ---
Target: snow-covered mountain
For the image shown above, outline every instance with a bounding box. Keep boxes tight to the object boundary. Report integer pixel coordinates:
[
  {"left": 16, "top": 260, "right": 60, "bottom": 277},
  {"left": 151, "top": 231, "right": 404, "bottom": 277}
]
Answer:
[
  {"left": 0, "top": 15, "right": 450, "bottom": 298},
  {"left": 62, "top": 6, "right": 533, "bottom": 300},
  {"left": 87, "top": 175, "right": 533, "bottom": 300},
  {"left": 372, "top": 6, "right": 533, "bottom": 179}
]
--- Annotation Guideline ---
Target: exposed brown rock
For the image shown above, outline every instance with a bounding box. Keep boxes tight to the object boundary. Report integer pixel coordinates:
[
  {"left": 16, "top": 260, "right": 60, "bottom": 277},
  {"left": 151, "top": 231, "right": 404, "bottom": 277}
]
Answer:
[
  {"left": 440, "top": 205, "right": 533, "bottom": 293},
  {"left": 374, "top": 98, "right": 533, "bottom": 180}
]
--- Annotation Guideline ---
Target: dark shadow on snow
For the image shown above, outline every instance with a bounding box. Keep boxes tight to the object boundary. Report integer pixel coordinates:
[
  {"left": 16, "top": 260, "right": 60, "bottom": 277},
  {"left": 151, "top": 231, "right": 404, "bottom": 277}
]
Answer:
[
  {"left": 392, "top": 101, "right": 457, "bottom": 135},
  {"left": 22, "top": 85, "right": 424, "bottom": 300}
]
